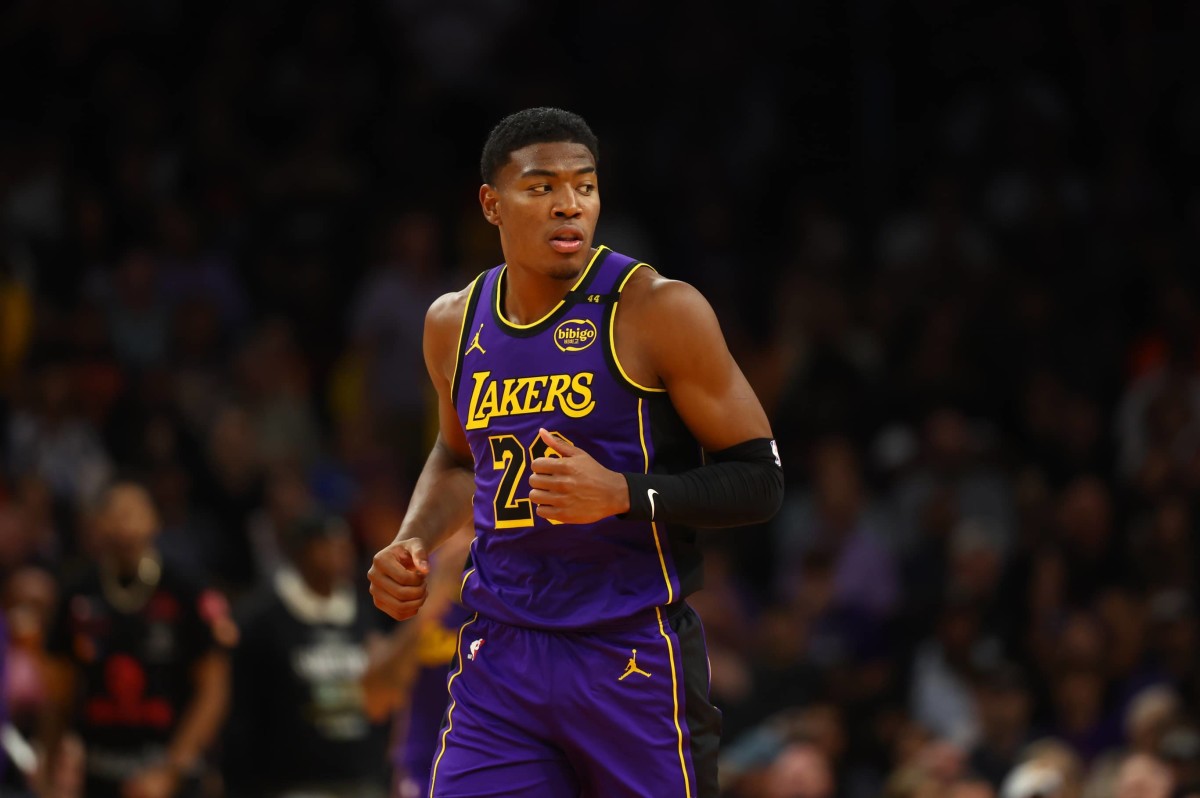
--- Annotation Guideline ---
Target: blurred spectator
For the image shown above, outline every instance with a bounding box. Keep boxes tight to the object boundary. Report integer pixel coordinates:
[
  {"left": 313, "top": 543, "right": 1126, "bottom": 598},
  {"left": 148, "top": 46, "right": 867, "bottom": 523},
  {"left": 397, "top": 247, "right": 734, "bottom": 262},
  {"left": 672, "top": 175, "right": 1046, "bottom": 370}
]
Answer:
[
  {"left": 346, "top": 211, "right": 449, "bottom": 480},
  {"left": 910, "top": 597, "right": 996, "bottom": 750},
  {"left": 194, "top": 405, "right": 265, "bottom": 595},
  {"left": 904, "top": 512, "right": 1008, "bottom": 650},
  {"left": 720, "top": 706, "right": 847, "bottom": 798},
  {"left": 233, "top": 319, "right": 322, "bottom": 471},
  {"left": 1112, "top": 752, "right": 1174, "bottom": 798},
  {"left": 773, "top": 436, "right": 899, "bottom": 618},
  {"left": 878, "top": 176, "right": 996, "bottom": 277},
  {"left": 1115, "top": 339, "right": 1200, "bottom": 498},
  {"left": 1010, "top": 739, "right": 1085, "bottom": 798},
  {"left": 1, "top": 611, "right": 7, "bottom": 786},
  {"left": 1, "top": 566, "right": 56, "bottom": 734},
  {"left": 1000, "top": 760, "right": 1065, "bottom": 798},
  {"left": 87, "top": 247, "right": 171, "bottom": 369},
  {"left": 244, "top": 464, "right": 319, "bottom": 584},
  {"left": 892, "top": 408, "right": 1015, "bottom": 558},
  {"left": 1128, "top": 496, "right": 1195, "bottom": 597},
  {"left": 1158, "top": 725, "right": 1200, "bottom": 795},
  {"left": 760, "top": 264, "right": 883, "bottom": 452},
  {"left": 225, "top": 512, "right": 388, "bottom": 797},
  {"left": 1016, "top": 371, "right": 1110, "bottom": 489},
  {"left": 953, "top": 782, "right": 997, "bottom": 798},
  {"left": 1046, "top": 665, "right": 1122, "bottom": 764},
  {"left": 688, "top": 545, "right": 763, "bottom": 744},
  {"left": 970, "top": 663, "right": 1037, "bottom": 791},
  {"left": 38, "top": 481, "right": 231, "bottom": 797},
  {"left": 167, "top": 296, "right": 231, "bottom": 439},
  {"left": 762, "top": 741, "right": 836, "bottom": 798},
  {"left": 883, "top": 737, "right": 985, "bottom": 798},
  {"left": 1052, "top": 477, "right": 1124, "bottom": 606},
  {"left": 155, "top": 203, "right": 248, "bottom": 330},
  {"left": 0, "top": 255, "right": 34, "bottom": 395},
  {"left": 7, "top": 359, "right": 113, "bottom": 507},
  {"left": 1140, "top": 591, "right": 1200, "bottom": 712},
  {"left": 1, "top": 566, "right": 54, "bottom": 795},
  {"left": 148, "top": 463, "right": 223, "bottom": 582},
  {"left": 1124, "top": 686, "right": 1181, "bottom": 757},
  {"left": 0, "top": 476, "right": 59, "bottom": 573},
  {"left": 723, "top": 602, "right": 827, "bottom": 746}
]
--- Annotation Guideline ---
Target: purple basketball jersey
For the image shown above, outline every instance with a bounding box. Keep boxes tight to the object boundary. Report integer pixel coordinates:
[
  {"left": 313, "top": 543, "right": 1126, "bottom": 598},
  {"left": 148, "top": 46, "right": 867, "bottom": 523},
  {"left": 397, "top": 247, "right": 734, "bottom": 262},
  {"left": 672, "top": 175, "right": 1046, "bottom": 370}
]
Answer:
[{"left": 451, "top": 246, "right": 704, "bottom": 630}]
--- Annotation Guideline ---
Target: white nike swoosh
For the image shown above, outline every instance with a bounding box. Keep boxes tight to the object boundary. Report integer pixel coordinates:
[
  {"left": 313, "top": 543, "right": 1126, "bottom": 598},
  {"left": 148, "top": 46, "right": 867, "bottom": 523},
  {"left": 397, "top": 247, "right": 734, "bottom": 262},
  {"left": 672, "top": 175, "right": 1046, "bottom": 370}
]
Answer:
[{"left": 647, "top": 488, "right": 658, "bottom": 520}]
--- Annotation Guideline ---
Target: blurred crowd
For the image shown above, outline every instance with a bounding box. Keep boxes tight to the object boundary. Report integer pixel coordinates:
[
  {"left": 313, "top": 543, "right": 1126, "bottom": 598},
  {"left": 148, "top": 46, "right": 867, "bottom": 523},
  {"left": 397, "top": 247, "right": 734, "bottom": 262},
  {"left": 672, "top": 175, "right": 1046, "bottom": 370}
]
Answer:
[{"left": 3, "top": 0, "right": 1200, "bottom": 797}]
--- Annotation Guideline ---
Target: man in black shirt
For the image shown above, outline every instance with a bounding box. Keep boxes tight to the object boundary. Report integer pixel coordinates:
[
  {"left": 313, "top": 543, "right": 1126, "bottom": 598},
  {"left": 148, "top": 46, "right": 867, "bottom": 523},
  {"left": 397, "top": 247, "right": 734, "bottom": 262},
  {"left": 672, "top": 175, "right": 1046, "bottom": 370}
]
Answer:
[
  {"left": 39, "top": 480, "right": 231, "bottom": 798},
  {"left": 224, "top": 512, "right": 389, "bottom": 797}
]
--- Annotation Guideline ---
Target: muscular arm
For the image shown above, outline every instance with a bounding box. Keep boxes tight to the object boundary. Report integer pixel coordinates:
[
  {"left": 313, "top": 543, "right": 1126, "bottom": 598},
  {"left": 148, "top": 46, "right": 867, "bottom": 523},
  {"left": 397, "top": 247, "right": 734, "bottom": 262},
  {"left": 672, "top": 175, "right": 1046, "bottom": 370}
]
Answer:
[
  {"left": 369, "top": 288, "right": 476, "bottom": 621},
  {"left": 119, "top": 650, "right": 229, "bottom": 798},
  {"left": 629, "top": 273, "right": 773, "bottom": 450},
  {"left": 34, "top": 655, "right": 75, "bottom": 793},
  {"left": 529, "top": 269, "right": 782, "bottom": 527},
  {"left": 362, "top": 528, "right": 473, "bottom": 719},
  {"left": 165, "top": 650, "right": 230, "bottom": 776},
  {"left": 617, "top": 274, "right": 783, "bottom": 526}
]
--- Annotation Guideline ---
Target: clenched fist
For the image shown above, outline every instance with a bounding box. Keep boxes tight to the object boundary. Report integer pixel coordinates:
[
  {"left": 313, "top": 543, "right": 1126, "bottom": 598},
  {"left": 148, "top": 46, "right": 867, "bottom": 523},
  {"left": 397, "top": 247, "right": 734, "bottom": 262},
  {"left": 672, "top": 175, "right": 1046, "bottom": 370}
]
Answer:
[{"left": 368, "top": 538, "right": 431, "bottom": 620}]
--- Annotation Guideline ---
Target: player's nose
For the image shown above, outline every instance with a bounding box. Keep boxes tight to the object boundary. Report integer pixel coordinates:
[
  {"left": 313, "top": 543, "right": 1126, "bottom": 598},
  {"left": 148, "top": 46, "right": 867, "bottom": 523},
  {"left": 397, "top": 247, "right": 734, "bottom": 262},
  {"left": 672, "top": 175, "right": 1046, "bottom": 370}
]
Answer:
[{"left": 552, "top": 187, "right": 583, "bottom": 218}]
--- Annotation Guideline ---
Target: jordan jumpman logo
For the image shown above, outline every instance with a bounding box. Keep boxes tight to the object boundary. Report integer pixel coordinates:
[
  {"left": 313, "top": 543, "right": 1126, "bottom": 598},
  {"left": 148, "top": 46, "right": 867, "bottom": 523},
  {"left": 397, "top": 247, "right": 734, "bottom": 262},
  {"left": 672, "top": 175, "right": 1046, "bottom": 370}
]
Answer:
[
  {"left": 465, "top": 324, "right": 486, "bottom": 356},
  {"left": 618, "top": 649, "right": 651, "bottom": 681}
]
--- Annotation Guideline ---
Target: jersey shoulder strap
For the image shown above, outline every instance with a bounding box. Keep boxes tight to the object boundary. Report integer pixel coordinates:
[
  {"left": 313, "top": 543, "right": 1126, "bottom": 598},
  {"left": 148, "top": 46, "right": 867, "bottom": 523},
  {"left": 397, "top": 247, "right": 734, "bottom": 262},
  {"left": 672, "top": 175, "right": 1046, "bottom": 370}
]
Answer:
[
  {"left": 564, "top": 248, "right": 643, "bottom": 306},
  {"left": 450, "top": 270, "right": 490, "bottom": 406}
]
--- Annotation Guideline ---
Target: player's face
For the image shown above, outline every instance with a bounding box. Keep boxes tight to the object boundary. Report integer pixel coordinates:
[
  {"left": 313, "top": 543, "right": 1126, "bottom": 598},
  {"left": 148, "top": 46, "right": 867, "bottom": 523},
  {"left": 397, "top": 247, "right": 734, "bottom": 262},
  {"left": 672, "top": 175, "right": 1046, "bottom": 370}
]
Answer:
[{"left": 480, "top": 141, "right": 599, "bottom": 280}]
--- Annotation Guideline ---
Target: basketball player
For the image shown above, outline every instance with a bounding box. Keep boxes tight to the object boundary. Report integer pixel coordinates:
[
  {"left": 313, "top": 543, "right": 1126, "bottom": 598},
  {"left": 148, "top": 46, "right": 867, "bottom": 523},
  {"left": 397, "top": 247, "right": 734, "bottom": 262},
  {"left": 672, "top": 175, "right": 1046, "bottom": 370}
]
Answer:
[{"left": 368, "top": 107, "right": 784, "bottom": 797}]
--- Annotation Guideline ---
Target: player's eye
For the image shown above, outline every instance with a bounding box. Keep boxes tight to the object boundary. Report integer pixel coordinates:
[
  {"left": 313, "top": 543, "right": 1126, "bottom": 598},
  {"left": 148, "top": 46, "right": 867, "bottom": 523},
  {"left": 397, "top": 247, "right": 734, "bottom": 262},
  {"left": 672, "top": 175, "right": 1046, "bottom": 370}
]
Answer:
[
  {"left": 578, "top": 184, "right": 595, "bottom": 195},
  {"left": 529, "top": 185, "right": 551, "bottom": 195}
]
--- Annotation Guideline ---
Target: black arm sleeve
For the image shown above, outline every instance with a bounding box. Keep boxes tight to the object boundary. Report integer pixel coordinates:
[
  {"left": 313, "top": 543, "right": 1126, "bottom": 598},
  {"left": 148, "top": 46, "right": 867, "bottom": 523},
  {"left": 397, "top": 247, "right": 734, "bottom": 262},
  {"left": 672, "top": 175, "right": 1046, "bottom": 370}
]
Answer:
[{"left": 619, "top": 438, "right": 784, "bottom": 528}]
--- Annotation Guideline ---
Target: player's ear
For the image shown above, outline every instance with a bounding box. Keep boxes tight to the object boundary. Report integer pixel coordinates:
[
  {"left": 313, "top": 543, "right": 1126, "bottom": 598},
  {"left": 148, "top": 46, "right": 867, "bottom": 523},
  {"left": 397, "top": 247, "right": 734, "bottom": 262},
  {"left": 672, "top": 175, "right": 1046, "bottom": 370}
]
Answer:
[{"left": 479, "top": 184, "right": 501, "bottom": 227}]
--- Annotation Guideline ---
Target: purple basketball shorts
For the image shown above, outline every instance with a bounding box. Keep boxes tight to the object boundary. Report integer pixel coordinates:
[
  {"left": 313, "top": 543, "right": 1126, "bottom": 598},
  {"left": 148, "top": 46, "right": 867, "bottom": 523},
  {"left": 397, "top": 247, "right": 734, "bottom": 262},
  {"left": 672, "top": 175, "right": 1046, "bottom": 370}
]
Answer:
[{"left": 427, "top": 603, "right": 721, "bottom": 797}]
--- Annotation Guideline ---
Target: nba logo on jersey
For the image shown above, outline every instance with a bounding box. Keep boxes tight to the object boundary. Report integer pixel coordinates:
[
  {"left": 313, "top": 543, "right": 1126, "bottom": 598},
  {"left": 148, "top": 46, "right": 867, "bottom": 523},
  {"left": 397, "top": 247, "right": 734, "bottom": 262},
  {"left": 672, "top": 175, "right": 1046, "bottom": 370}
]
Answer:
[{"left": 468, "top": 638, "right": 485, "bottom": 661}]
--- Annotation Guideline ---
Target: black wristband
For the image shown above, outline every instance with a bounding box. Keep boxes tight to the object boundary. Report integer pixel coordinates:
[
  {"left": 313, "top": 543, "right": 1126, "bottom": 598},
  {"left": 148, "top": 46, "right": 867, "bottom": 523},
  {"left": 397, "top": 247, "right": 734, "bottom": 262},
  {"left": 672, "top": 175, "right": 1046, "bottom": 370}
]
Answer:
[{"left": 620, "top": 438, "right": 784, "bottom": 528}]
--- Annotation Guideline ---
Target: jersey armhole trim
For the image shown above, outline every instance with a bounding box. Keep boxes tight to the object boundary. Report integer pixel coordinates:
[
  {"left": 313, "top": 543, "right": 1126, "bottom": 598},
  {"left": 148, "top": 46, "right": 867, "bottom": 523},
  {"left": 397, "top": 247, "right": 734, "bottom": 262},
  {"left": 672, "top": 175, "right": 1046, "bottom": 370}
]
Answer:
[
  {"left": 450, "top": 272, "right": 487, "bottom": 407},
  {"left": 605, "top": 262, "right": 669, "bottom": 397}
]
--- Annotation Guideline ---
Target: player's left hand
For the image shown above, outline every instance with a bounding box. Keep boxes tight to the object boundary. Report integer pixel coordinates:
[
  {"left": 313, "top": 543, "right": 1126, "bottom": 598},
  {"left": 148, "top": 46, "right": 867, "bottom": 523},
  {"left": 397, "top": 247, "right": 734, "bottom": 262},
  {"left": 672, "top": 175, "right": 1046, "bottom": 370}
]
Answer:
[
  {"left": 528, "top": 428, "right": 631, "bottom": 524},
  {"left": 121, "top": 764, "right": 179, "bottom": 798}
]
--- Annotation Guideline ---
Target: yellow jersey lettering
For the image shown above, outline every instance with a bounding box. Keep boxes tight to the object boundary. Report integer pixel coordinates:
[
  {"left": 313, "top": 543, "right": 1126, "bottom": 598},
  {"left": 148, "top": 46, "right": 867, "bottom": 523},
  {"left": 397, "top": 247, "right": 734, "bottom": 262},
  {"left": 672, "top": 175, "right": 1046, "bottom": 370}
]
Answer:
[
  {"left": 465, "top": 371, "right": 595, "bottom": 428},
  {"left": 499, "top": 378, "right": 523, "bottom": 416},
  {"left": 520, "top": 376, "right": 549, "bottom": 413},
  {"left": 543, "top": 374, "right": 572, "bottom": 413},
  {"left": 562, "top": 373, "right": 596, "bottom": 418},
  {"left": 466, "top": 376, "right": 500, "bottom": 430},
  {"left": 465, "top": 372, "right": 491, "bottom": 430}
]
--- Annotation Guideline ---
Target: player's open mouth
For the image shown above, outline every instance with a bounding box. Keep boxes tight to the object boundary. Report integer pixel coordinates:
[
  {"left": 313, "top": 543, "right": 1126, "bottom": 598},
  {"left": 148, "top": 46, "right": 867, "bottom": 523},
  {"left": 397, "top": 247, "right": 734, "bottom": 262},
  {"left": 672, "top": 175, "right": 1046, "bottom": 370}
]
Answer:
[{"left": 549, "top": 228, "right": 584, "bottom": 254}]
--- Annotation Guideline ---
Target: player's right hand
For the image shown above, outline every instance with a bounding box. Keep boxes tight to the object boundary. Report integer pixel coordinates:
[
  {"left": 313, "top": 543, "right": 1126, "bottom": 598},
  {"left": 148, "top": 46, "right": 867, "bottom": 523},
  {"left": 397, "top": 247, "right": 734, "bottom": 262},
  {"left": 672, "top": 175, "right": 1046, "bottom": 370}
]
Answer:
[{"left": 368, "top": 538, "right": 431, "bottom": 621}]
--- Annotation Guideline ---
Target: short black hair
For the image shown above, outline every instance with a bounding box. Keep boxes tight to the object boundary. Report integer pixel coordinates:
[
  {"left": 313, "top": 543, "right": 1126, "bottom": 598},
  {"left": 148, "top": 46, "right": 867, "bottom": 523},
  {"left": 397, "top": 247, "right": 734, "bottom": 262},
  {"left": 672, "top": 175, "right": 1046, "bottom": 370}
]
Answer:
[
  {"left": 283, "top": 512, "right": 350, "bottom": 554},
  {"left": 480, "top": 107, "right": 599, "bottom": 184}
]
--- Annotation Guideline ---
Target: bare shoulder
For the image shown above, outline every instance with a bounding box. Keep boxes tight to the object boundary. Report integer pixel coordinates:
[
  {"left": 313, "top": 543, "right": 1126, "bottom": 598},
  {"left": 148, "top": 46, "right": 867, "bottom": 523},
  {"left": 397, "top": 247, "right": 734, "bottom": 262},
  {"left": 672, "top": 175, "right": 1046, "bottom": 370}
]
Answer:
[
  {"left": 424, "top": 277, "right": 481, "bottom": 382},
  {"left": 618, "top": 266, "right": 721, "bottom": 335},
  {"left": 613, "top": 265, "right": 729, "bottom": 389},
  {"left": 425, "top": 283, "right": 472, "bottom": 331}
]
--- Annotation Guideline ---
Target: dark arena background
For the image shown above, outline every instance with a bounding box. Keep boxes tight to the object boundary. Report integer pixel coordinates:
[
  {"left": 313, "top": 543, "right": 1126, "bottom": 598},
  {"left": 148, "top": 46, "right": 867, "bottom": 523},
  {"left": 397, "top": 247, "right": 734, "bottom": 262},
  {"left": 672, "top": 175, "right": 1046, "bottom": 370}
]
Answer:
[{"left": 2, "top": 1, "right": 1200, "bottom": 797}]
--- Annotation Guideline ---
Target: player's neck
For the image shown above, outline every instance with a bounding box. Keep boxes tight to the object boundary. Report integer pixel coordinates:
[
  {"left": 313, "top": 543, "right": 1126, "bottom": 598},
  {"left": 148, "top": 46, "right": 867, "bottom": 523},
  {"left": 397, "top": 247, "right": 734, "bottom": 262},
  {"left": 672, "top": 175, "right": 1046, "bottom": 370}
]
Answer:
[{"left": 501, "top": 251, "right": 592, "bottom": 325}]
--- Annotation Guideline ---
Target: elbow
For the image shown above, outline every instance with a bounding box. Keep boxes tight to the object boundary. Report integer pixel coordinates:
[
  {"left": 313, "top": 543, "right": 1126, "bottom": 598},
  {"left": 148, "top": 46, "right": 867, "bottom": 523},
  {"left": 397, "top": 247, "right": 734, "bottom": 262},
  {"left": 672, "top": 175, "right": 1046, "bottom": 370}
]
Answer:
[{"left": 757, "top": 464, "right": 785, "bottom": 524}]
